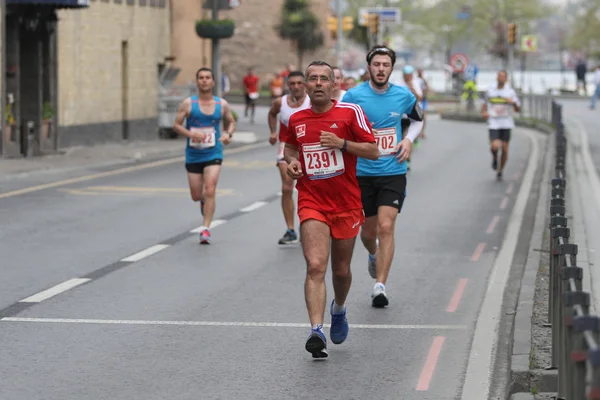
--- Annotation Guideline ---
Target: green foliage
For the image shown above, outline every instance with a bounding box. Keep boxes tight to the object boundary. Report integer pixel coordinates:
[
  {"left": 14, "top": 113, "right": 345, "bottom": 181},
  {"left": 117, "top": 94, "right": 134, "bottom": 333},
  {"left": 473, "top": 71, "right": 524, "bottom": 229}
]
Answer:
[
  {"left": 565, "top": 1, "right": 600, "bottom": 52},
  {"left": 195, "top": 19, "right": 235, "bottom": 40},
  {"left": 346, "top": 15, "right": 370, "bottom": 51},
  {"left": 276, "top": 0, "right": 324, "bottom": 67}
]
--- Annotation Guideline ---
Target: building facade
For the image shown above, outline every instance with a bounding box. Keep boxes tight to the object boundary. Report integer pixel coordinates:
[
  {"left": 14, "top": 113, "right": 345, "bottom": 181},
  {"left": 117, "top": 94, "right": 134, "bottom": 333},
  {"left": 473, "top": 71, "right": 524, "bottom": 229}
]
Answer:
[
  {"left": 58, "top": 0, "right": 171, "bottom": 147},
  {"left": 1, "top": 0, "right": 171, "bottom": 157}
]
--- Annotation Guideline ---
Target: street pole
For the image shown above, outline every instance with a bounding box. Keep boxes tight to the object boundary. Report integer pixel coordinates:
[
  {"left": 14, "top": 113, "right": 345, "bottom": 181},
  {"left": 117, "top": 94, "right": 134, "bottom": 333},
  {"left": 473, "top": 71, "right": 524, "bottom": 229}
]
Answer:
[
  {"left": 335, "top": 0, "right": 343, "bottom": 68},
  {"left": 211, "top": 0, "right": 222, "bottom": 97},
  {"left": 508, "top": 43, "right": 515, "bottom": 88}
]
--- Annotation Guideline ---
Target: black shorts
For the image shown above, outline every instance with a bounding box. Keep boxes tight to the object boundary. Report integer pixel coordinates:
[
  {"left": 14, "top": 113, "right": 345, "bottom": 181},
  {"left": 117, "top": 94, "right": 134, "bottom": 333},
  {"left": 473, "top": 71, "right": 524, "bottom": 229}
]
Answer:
[
  {"left": 489, "top": 129, "right": 511, "bottom": 142},
  {"left": 357, "top": 174, "right": 407, "bottom": 218},
  {"left": 185, "top": 159, "right": 222, "bottom": 174}
]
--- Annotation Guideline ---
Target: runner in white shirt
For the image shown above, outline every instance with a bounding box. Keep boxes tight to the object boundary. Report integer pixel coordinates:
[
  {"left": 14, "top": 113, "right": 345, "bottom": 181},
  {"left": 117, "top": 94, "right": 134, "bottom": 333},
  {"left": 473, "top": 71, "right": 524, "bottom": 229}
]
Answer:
[
  {"left": 268, "top": 71, "right": 311, "bottom": 244},
  {"left": 331, "top": 66, "right": 347, "bottom": 101},
  {"left": 481, "top": 70, "right": 521, "bottom": 179}
]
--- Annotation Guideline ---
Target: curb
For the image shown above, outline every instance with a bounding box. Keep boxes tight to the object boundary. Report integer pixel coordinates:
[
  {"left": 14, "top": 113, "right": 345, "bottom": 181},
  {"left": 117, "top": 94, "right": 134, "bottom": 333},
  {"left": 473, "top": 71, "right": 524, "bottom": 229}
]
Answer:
[{"left": 0, "top": 132, "right": 261, "bottom": 182}]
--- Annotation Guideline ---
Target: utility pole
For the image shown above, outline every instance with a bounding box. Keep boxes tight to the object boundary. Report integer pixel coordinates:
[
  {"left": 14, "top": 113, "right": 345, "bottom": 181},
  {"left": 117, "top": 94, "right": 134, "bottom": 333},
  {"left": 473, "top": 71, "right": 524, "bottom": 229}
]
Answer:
[
  {"left": 211, "top": 0, "right": 221, "bottom": 97},
  {"left": 335, "top": 0, "right": 343, "bottom": 68}
]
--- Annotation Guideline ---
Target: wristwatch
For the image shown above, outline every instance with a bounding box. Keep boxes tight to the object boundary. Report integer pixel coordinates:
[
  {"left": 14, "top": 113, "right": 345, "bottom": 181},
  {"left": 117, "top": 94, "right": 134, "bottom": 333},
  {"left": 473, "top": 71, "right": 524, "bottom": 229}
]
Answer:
[{"left": 341, "top": 139, "right": 348, "bottom": 152}]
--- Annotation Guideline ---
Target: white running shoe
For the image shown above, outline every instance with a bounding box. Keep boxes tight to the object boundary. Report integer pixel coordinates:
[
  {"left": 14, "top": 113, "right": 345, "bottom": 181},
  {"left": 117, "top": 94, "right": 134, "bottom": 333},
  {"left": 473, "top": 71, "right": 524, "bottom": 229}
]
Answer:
[{"left": 371, "top": 284, "right": 389, "bottom": 308}]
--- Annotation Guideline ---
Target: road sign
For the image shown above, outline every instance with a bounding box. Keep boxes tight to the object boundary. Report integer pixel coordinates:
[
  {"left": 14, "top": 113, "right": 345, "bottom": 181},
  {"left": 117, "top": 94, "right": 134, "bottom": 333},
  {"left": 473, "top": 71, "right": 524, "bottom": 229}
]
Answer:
[
  {"left": 449, "top": 53, "right": 469, "bottom": 73},
  {"left": 359, "top": 7, "right": 401, "bottom": 26},
  {"left": 521, "top": 35, "right": 538, "bottom": 52}
]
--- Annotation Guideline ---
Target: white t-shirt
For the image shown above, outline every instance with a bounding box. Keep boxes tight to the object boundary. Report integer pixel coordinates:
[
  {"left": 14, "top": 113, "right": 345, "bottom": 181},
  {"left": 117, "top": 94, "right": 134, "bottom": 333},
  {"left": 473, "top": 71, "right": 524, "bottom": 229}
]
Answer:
[{"left": 484, "top": 84, "right": 520, "bottom": 129}]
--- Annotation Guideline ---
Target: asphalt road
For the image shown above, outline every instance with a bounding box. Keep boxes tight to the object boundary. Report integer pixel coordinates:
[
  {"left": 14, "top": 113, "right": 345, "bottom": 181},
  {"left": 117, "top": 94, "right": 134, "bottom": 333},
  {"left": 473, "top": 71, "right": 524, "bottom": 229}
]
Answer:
[{"left": 0, "top": 115, "right": 534, "bottom": 400}]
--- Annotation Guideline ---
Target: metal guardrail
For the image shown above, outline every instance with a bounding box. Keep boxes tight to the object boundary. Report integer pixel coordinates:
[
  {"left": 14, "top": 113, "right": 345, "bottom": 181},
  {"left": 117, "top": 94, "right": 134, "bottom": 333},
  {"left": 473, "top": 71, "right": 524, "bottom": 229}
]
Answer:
[{"left": 546, "top": 100, "right": 600, "bottom": 399}]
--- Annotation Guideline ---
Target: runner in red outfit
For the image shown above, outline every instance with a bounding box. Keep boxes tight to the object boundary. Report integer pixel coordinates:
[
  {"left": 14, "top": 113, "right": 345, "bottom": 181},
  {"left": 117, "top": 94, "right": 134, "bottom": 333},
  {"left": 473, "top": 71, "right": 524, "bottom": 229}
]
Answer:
[{"left": 284, "top": 60, "right": 379, "bottom": 358}]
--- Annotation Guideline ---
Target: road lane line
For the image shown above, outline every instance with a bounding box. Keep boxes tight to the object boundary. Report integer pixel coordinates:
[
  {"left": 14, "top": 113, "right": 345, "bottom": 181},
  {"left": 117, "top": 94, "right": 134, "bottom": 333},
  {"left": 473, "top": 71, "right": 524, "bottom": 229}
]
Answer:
[
  {"left": 0, "top": 142, "right": 269, "bottom": 200},
  {"left": 446, "top": 279, "right": 468, "bottom": 313},
  {"left": 18, "top": 278, "right": 91, "bottom": 303},
  {"left": 240, "top": 201, "right": 268, "bottom": 212},
  {"left": 190, "top": 219, "right": 227, "bottom": 233},
  {"left": 121, "top": 244, "right": 170, "bottom": 262},
  {"left": 486, "top": 216, "right": 500, "bottom": 234},
  {"left": 499, "top": 196, "right": 509, "bottom": 210},
  {"left": 0, "top": 317, "right": 468, "bottom": 330},
  {"left": 416, "top": 336, "right": 446, "bottom": 391},
  {"left": 506, "top": 182, "right": 514, "bottom": 194},
  {"left": 461, "top": 128, "right": 541, "bottom": 399},
  {"left": 471, "top": 242, "right": 486, "bottom": 262}
]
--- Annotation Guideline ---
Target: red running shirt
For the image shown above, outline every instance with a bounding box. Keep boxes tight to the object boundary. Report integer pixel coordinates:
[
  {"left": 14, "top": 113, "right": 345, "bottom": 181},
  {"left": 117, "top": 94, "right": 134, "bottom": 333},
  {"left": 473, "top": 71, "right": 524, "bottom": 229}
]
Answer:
[
  {"left": 243, "top": 75, "right": 259, "bottom": 93},
  {"left": 287, "top": 100, "right": 375, "bottom": 213}
]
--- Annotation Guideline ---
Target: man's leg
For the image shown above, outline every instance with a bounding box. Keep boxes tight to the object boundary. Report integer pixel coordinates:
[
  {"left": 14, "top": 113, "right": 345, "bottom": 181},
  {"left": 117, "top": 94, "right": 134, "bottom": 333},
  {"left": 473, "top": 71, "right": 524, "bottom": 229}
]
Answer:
[
  {"left": 374, "top": 206, "right": 399, "bottom": 285},
  {"left": 186, "top": 165, "right": 205, "bottom": 214},
  {"left": 489, "top": 130, "right": 502, "bottom": 172},
  {"left": 358, "top": 176, "right": 379, "bottom": 278},
  {"left": 277, "top": 162, "right": 298, "bottom": 244},
  {"left": 499, "top": 137, "right": 510, "bottom": 175},
  {"left": 301, "top": 217, "right": 331, "bottom": 358},
  {"left": 201, "top": 162, "right": 222, "bottom": 229}
]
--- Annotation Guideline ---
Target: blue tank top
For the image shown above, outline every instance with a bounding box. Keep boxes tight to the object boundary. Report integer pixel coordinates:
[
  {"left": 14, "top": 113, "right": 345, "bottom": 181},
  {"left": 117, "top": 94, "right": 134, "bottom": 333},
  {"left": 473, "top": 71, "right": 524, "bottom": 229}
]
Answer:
[{"left": 184, "top": 95, "right": 223, "bottom": 164}]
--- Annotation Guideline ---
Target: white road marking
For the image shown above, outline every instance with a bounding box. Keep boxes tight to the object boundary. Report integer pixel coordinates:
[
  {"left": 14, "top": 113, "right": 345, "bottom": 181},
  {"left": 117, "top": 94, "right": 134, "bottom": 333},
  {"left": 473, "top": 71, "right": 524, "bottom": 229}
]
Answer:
[
  {"left": 0, "top": 317, "right": 467, "bottom": 330},
  {"left": 190, "top": 219, "right": 227, "bottom": 233},
  {"left": 232, "top": 132, "right": 258, "bottom": 144},
  {"left": 240, "top": 201, "right": 268, "bottom": 212},
  {"left": 19, "top": 278, "right": 91, "bottom": 303},
  {"left": 120, "top": 244, "right": 170, "bottom": 262},
  {"left": 461, "top": 128, "right": 542, "bottom": 400}
]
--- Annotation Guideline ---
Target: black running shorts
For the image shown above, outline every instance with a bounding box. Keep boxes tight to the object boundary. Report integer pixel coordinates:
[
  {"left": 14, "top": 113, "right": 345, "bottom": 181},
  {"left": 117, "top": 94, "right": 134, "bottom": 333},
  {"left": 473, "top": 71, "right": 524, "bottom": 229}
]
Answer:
[{"left": 357, "top": 174, "right": 407, "bottom": 218}]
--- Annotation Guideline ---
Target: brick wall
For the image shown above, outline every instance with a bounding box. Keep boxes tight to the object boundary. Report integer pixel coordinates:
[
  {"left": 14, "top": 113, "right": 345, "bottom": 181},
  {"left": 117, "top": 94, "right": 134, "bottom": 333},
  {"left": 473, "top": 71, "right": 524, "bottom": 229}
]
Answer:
[
  {"left": 57, "top": 0, "right": 170, "bottom": 128},
  {"left": 170, "top": 0, "right": 335, "bottom": 92}
]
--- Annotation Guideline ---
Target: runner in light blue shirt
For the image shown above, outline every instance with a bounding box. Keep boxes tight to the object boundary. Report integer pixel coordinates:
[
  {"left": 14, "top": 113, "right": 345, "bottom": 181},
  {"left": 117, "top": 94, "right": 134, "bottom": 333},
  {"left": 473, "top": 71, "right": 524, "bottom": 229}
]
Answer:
[{"left": 341, "top": 45, "right": 424, "bottom": 307}]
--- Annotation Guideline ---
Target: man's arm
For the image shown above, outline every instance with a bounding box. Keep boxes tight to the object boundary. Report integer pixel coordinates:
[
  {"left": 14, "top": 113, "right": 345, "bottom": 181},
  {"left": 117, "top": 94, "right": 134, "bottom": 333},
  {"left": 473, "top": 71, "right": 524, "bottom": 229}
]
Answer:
[
  {"left": 344, "top": 104, "right": 379, "bottom": 160},
  {"left": 283, "top": 142, "right": 299, "bottom": 164},
  {"left": 172, "top": 98, "right": 195, "bottom": 139},
  {"left": 220, "top": 99, "right": 236, "bottom": 136},
  {"left": 403, "top": 99, "right": 424, "bottom": 143},
  {"left": 268, "top": 97, "right": 282, "bottom": 138},
  {"left": 510, "top": 90, "right": 521, "bottom": 112}
]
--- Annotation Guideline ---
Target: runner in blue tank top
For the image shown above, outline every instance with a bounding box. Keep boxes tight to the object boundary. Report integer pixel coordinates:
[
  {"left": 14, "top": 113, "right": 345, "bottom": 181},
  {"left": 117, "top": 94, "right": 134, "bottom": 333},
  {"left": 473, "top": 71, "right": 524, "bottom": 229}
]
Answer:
[
  {"left": 173, "top": 67, "right": 236, "bottom": 244},
  {"left": 341, "top": 45, "right": 424, "bottom": 307}
]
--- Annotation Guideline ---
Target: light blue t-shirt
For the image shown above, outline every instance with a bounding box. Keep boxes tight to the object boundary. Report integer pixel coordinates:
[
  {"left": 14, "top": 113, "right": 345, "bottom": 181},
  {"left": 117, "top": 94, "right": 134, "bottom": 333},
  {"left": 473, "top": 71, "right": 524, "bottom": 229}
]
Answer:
[{"left": 342, "top": 82, "right": 417, "bottom": 176}]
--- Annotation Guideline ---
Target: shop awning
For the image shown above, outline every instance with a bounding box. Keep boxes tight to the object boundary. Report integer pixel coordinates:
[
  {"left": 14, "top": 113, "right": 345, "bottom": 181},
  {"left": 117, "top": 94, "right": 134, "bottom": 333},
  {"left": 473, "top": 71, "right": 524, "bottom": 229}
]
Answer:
[{"left": 6, "top": 0, "right": 90, "bottom": 8}]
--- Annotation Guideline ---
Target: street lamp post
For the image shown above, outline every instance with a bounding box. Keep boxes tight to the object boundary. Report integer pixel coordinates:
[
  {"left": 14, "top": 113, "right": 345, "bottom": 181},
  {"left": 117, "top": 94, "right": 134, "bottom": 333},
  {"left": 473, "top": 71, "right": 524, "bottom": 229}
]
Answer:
[{"left": 211, "top": 0, "right": 221, "bottom": 97}]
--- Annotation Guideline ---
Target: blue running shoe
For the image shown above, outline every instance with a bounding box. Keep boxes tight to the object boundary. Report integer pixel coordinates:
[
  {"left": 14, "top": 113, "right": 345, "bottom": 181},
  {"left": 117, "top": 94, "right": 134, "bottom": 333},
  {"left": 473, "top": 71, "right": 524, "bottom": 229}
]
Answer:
[
  {"left": 305, "top": 326, "right": 328, "bottom": 358},
  {"left": 329, "top": 300, "right": 349, "bottom": 344}
]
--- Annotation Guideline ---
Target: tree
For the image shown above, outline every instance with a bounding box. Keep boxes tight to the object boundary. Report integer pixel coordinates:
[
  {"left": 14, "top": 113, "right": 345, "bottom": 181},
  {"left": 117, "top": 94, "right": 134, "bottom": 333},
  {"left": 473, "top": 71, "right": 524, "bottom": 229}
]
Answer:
[
  {"left": 276, "top": 0, "right": 324, "bottom": 68},
  {"left": 409, "top": 0, "right": 552, "bottom": 63},
  {"left": 565, "top": 1, "right": 600, "bottom": 55}
]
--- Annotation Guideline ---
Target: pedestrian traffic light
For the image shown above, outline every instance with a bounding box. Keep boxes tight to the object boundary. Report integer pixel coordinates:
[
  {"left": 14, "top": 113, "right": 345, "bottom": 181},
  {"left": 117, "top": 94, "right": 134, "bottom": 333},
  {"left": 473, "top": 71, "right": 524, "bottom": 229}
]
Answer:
[
  {"left": 342, "top": 16, "right": 354, "bottom": 32},
  {"left": 368, "top": 14, "right": 379, "bottom": 35},
  {"left": 507, "top": 23, "right": 517, "bottom": 45},
  {"left": 327, "top": 16, "right": 337, "bottom": 33}
]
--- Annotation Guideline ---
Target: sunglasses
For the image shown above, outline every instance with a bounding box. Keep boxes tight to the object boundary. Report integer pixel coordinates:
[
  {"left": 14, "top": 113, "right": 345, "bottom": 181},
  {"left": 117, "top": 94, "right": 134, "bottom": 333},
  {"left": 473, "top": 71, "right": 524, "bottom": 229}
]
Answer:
[{"left": 367, "top": 47, "right": 394, "bottom": 62}]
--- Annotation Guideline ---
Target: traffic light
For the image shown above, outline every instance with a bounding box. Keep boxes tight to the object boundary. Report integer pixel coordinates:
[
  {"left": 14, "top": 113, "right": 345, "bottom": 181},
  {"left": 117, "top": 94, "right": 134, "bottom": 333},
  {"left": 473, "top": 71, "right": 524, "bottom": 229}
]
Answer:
[
  {"left": 368, "top": 13, "right": 379, "bottom": 35},
  {"left": 342, "top": 16, "right": 354, "bottom": 32},
  {"left": 507, "top": 23, "right": 517, "bottom": 45},
  {"left": 327, "top": 16, "right": 337, "bottom": 33}
]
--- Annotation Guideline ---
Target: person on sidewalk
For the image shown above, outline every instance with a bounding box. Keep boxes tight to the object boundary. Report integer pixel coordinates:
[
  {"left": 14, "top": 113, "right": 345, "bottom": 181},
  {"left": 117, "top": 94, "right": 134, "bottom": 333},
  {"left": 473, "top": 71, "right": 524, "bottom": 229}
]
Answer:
[
  {"left": 481, "top": 69, "right": 521, "bottom": 180},
  {"left": 173, "top": 67, "right": 236, "bottom": 244},
  {"left": 589, "top": 65, "right": 600, "bottom": 110}
]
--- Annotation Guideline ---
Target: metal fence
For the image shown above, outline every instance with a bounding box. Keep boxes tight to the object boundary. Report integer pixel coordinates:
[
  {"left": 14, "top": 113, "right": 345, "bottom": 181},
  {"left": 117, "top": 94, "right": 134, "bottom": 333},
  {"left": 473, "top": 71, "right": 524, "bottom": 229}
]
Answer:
[
  {"left": 546, "top": 100, "right": 600, "bottom": 399},
  {"left": 518, "top": 93, "right": 554, "bottom": 123}
]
